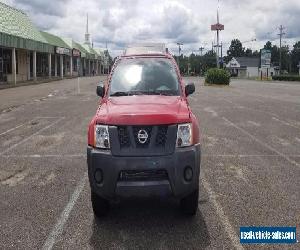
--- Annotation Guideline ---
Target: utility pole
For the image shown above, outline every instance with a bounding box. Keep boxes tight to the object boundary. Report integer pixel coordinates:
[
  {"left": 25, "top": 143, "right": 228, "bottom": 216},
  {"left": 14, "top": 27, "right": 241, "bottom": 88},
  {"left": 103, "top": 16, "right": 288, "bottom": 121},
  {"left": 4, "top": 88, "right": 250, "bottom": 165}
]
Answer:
[
  {"left": 176, "top": 42, "right": 183, "bottom": 70},
  {"left": 278, "top": 25, "right": 285, "bottom": 74},
  {"left": 199, "top": 47, "right": 204, "bottom": 56}
]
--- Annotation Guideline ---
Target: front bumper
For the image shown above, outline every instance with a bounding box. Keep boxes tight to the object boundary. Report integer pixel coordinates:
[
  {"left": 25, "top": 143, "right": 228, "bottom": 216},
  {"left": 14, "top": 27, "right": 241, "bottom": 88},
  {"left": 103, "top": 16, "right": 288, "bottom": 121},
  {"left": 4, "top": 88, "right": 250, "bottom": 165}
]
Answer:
[{"left": 87, "top": 144, "right": 201, "bottom": 200}]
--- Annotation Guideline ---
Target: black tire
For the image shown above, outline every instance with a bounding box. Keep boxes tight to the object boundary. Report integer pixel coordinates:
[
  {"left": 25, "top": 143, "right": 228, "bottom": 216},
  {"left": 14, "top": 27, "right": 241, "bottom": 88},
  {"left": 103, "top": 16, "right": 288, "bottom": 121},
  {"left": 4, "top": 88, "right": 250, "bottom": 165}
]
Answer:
[
  {"left": 91, "top": 191, "right": 110, "bottom": 217},
  {"left": 180, "top": 189, "right": 199, "bottom": 215}
]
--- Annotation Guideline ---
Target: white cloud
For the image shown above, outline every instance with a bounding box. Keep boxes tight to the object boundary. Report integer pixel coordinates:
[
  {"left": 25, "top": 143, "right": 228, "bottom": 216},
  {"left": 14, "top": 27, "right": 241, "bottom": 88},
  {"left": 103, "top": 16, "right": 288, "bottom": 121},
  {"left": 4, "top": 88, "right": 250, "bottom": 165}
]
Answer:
[{"left": 3, "top": 0, "right": 300, "bottom": 56}]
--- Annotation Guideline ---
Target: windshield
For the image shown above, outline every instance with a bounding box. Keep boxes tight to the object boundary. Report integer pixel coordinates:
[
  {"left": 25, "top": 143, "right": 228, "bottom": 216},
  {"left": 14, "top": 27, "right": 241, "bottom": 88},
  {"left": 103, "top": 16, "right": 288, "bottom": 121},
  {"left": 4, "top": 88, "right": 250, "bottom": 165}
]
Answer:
[{"left": 109, "top": 58, "right": 180, "bottom": 96}]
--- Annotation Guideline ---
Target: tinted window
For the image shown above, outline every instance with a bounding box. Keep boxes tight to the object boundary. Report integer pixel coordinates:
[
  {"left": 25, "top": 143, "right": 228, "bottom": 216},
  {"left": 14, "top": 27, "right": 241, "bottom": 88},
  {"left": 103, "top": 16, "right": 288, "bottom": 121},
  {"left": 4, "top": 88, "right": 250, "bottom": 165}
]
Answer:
[{"left": 109, "top": 58, "right": 180, "bottom": 96}]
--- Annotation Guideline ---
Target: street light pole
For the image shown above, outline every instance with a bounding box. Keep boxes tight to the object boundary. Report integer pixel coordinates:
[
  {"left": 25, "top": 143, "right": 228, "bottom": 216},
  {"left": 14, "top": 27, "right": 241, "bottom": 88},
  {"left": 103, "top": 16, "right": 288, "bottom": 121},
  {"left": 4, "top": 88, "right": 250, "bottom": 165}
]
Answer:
[
  {"left": 176, "top": 42, "right": 183, "bottom": 70},
  {"left": 199, "top": 47, "right": 204, "bottom": 75}
]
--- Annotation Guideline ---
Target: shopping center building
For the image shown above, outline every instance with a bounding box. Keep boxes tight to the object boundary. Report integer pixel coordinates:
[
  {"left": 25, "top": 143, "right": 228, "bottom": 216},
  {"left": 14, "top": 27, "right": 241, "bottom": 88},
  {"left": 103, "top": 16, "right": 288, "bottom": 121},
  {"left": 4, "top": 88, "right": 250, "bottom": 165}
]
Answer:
[{"left": 0, "top": 2, "right": 109, "bottom": 85}]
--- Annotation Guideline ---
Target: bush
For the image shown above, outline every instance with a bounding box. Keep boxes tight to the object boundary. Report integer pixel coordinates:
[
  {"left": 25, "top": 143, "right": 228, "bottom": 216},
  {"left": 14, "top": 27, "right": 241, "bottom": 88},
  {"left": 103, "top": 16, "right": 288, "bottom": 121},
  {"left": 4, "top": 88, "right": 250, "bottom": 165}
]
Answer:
[
  {"left": 205, "top": 68, "right": 230, "bottom": 85},
  {"left": 272, "top": 75, "right": 300, "bottom": 81}
]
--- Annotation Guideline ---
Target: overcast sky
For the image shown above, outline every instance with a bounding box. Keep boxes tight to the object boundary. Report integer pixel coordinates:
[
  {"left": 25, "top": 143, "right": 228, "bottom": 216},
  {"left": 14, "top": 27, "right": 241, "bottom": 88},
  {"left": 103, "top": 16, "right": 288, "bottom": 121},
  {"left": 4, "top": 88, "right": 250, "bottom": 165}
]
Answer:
[{"left": 3, "top": 0, "right": 300, "bottom": 57}]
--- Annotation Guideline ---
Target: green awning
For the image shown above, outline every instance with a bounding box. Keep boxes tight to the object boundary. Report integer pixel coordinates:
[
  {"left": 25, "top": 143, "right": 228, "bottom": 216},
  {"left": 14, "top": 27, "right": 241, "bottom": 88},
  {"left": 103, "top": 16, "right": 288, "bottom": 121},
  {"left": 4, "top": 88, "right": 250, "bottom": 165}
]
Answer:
[
  {"left": 0, "top": 32, "right": 53, "bottom": 53},
  {"left": 81, "top": 43, "right": 98, "bottom": 59},
  {"left": 0, "top": 2, "right": 53, "bottom": 53},
  {"left": 40, "top": 31, "right": 71, "bottom": 49},
  {"left": 73, "top": 42, "right": 89, "bottom": 58}
]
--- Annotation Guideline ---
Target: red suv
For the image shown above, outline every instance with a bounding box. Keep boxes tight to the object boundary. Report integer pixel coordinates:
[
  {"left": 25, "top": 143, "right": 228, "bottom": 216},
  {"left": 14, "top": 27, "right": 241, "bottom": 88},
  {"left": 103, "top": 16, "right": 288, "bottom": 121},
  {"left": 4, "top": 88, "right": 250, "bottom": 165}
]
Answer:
[{"left": 87, "top": 44, "right": 201, "bottom": 216}]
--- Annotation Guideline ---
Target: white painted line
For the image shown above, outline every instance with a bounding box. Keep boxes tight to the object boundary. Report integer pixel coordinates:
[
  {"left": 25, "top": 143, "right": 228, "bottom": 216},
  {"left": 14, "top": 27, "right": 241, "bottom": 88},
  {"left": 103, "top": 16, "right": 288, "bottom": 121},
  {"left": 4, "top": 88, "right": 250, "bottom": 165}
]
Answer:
[
  {"left": 35, "top": 116, "right": 63, "bottom": 119},
  {"left": 0, "top": 117, "right": 65, "bottom": 156},
  {"left": 222, "top": 98, "right": 279, "bottom": 118},
  {"left": 42, "top": 173, "right": 87, "bottom": 250},
  {"left": 202, "top": 154, "right": 300, "bottom": 157},
  {"left": 202, "top": 177, "right": 244, "bottom": 250},
  {"left": 272, "top": 117, "right": 300, "bottom": 130},
  {"left": 0, "top": 154, "right": 86, "bottom": 158},
  {"left": 0, "top": 118, "right": 38, "bottom": 137},
  {"left": 222, "top": 117, "right": 300, "bottom": 167},
  {"left": 223, "top": 98, "right": 300, "bottom": 130}
]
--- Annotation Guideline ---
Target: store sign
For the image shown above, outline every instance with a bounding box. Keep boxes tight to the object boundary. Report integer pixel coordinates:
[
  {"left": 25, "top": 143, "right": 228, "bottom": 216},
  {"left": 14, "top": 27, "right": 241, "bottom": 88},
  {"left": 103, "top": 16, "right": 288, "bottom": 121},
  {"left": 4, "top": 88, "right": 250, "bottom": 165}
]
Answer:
[
  {"left": 226, "top": 58, "right": 240, "bottom": 68},
  {"left": 211, "top": 23, "right": 224, "bottom": 31},
  {"left": 55, "top": 47, "right": 71, "bottom": 56},
  {"left": 261, "top": 49, "right": 271, "bottom": 68},
  {"left": 72, "top": 49, "right": 80, "bottom": 57}
]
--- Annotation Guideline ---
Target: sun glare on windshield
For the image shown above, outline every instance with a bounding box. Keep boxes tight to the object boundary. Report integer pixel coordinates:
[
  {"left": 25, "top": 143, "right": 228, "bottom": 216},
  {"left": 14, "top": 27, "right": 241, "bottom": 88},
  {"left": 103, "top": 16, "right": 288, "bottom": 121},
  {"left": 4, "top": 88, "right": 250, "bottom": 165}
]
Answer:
[{"left": 124, "top": 65, "right": 143, "bottom": 86}]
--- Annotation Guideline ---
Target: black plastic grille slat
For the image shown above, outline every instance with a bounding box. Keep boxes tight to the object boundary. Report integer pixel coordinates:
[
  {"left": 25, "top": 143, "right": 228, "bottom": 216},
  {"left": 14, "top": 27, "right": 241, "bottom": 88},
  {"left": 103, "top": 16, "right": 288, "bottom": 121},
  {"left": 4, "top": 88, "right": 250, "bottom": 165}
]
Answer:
[
  {"left": 118, "top": 126, "right": 131, "bottom": 148},
  {"left": 155, "top": 126, "right": 168, "bottom": 146},
  {"left": 119, "top": 169, "right": 168, "bottom": 182}
]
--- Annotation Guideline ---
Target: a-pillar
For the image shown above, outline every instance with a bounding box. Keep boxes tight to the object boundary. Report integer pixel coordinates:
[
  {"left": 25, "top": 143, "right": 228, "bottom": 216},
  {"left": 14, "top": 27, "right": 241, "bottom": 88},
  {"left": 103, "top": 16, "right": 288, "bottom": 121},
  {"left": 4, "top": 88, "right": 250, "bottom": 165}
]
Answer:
[
  {"left": 70, "top": 56, "right": 73, "bottom": 77},
  {"left": 48, "top": 53, "right": 52, "bottom": 78},
  {"left": 54, "top": 55, "right": 57, "bottom": 77},
  {"left": 33, "top": 51, "right": 37, "bottom": 81},
  {"left": 96, "top": 60, "right": 99, "bottom": 75},
  {"left": 60, "top": 55, "right": 63, "bottom": 79},
  {"left": 12, "top": 48, "right": 17, "bottom": 85}
]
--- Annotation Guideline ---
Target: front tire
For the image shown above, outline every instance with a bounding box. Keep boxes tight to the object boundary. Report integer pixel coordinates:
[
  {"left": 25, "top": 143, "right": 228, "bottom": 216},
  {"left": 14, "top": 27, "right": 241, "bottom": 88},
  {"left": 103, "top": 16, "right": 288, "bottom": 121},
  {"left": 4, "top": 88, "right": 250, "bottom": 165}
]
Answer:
[
  {"left": 91, "top": 191, "right": 110, "bottom": 217},
  {"left": 180, "top": 189, "right": 199, "bottom": 215}
]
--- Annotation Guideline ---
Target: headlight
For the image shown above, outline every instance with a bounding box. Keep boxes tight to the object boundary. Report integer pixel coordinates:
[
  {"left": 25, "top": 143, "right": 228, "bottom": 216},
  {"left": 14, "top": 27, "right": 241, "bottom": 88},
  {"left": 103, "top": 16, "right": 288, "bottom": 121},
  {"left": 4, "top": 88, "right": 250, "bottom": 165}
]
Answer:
[
  {"left": 95, "top": 125, "right": 110, "bottom": 149},
  {"left": 177, "top": 123, "right": 192, "bottom": 147}
]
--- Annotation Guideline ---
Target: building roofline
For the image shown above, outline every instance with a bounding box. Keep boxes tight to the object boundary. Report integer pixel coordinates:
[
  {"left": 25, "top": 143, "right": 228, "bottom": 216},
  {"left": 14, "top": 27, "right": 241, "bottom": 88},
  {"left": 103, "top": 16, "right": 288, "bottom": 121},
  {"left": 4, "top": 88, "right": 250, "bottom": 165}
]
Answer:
[{"left": 0, "top": 2, "right": 27, "bottom": 15}]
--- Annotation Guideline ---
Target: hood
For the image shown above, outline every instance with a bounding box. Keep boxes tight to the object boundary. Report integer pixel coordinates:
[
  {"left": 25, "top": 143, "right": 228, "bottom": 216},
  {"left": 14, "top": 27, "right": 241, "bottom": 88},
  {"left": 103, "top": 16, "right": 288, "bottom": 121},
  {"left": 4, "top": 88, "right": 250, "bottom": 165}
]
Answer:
[{"left": 95, "top": 95, "right": 190, "bottom": 125}]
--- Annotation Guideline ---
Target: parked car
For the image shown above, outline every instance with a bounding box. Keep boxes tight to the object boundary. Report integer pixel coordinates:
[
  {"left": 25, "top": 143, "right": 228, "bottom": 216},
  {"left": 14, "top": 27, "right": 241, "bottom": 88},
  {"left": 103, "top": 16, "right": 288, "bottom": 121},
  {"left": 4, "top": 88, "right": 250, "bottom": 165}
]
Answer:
[{"left": 87, "top": 44, "right": 201, "bottom": 216}]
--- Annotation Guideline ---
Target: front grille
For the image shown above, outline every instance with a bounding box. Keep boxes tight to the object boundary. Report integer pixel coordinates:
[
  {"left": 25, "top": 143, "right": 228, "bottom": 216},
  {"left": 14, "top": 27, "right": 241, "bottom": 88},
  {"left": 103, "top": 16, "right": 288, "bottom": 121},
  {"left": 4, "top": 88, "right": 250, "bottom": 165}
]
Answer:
[
  {"left": 117, "top": 125, "right": 168, "bottom": 148},
  {"left": 112, "top": 124, "right": 176, "bottom": 156},
  {"left": 119, "top": 169, "right": 168, "bottom": 182}
]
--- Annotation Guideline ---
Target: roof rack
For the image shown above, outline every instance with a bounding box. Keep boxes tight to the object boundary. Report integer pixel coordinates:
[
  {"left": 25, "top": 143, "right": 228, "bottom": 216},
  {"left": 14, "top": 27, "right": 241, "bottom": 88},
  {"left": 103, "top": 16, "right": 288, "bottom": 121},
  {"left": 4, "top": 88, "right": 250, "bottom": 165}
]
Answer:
[{"left": 124, "top": 43, "right": 167, "bottom": 56}]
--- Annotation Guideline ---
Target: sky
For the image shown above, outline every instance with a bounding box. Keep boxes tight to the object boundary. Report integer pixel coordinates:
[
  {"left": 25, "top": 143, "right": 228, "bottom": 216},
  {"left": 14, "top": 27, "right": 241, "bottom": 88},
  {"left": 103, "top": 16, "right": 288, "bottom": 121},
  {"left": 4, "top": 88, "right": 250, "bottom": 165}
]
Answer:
[{"left": 3, "top": 0, "right": 300, "bottom": 57}]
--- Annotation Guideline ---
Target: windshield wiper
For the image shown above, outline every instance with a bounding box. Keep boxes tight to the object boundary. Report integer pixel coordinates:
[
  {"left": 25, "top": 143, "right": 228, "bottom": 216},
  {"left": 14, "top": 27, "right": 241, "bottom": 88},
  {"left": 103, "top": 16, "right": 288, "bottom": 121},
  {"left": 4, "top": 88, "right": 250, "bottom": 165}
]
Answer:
[
  {"left": 110, "top": 91, "right": 132, "bottom": 96},
  {"left": 146, "top": 90, "right": 175, "bottom": 96},
  {"left": 110, "top": 91, "right": 145, "bottom": 97}
]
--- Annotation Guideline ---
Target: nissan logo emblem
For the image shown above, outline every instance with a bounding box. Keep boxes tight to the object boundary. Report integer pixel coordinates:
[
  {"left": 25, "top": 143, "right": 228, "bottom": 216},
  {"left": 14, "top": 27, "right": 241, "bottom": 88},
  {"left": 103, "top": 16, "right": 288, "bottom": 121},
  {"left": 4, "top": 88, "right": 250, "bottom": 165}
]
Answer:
[{"left": 137, "top": 129, "right": 148, "bottom": 144}]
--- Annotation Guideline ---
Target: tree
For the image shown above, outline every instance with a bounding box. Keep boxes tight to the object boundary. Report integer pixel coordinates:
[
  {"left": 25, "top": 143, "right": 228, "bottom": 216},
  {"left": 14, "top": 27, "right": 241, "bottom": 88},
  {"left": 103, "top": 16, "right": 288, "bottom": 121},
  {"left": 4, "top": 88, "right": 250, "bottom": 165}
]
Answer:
[
  {"left": 245, "top": 48, "right": 253, "bottom": 57},
  {"left": 264, "top": 41, "right": 272, "bottom": 50},
  {"left": 227, "top": 39, "right": 245, "bottom": 58},
  {"left": 262, "top": 41, "right": 290, "bottom": 71},
  {"left": 291, "top": 41, "right": 300, "bottom": 73}
]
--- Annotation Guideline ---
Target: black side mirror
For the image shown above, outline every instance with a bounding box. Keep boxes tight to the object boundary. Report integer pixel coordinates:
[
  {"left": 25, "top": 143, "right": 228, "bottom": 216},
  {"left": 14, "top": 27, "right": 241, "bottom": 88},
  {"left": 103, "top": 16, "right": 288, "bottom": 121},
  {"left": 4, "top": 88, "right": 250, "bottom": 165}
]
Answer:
[
  {"left": 96, "top": 83, "right": 105, "bottom": 97},
  {"left": 185, "top": 83, "right": 195, "bottom": 96}
]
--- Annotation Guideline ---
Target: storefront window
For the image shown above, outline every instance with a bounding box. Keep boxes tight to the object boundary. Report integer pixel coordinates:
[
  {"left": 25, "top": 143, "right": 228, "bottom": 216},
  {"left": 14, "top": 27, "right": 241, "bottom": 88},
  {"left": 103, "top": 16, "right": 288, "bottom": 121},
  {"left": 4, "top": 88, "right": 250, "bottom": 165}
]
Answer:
[
  {"left": 36, "top": 53, "right": 47, "bottom": 77},
  {"left": 73, "top": 57, "right": 78, "bottom": 71}
]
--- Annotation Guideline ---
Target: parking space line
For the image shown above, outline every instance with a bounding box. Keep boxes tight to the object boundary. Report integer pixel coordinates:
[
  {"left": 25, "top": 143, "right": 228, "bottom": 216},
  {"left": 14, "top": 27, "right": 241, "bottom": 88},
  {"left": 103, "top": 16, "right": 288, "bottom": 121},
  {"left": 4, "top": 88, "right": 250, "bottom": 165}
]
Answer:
[
  {"left": 35, "top": 116, "right": 63, "bottom": 119},
  {"left": 0, "top": 117, "right": 65, "bottom": 156},
  {"left": 0, "top": 118, "right": 38, "bottom": 137},
  {"left": 202, "top": 154, "right": 300, "bottom": 157},
  {"left": 222, "top": 117, "right": 300, "bottom": 167},
  {"left": 202, "top": 177, "right": 244, "bottom": 250},
  {"left": 42, "top": 173, "right": 87, "bottom": 250},
  {"left": 0, "top": 154, "right": 86, "bottom": 158},
  {"left": 271, "top": 116, "right": 300, "bottom": 130},
  {"left": 222, "top": 98, "right": 300, "bottom": 130}
]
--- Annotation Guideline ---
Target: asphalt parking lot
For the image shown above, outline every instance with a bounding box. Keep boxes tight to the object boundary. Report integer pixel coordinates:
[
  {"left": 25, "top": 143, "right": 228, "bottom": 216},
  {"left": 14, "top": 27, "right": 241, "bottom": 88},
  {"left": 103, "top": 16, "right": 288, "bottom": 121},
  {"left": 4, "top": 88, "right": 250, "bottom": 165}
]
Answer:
[{"left": 0, "top": 76, "right": 299, "bottom": 249}]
